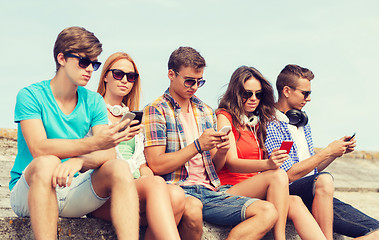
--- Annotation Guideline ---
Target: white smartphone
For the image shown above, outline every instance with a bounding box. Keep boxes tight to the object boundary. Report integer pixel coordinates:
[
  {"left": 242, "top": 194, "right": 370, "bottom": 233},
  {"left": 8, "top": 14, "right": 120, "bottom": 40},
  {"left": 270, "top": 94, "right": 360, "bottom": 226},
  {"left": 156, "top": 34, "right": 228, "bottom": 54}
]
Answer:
[
  {"left": 119, "top": 112, "right": 136, "bottom": 132},
  {"left": 219, "top": 125, "right": 232, "bottom": 135}
]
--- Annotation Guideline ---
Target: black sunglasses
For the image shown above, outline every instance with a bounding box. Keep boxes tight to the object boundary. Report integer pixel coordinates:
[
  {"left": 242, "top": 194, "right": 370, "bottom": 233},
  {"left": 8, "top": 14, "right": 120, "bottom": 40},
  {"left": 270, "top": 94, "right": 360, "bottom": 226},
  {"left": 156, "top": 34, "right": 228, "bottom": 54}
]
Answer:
[
  {"left": 107, "top": 69, "right": 139, "bottom": 82},
  {"left": 289, "top": 86, "right": 311, "bottom": 99},
  {"left": 175, "top": 72, "right": 206, "bottom": 88},
  {"left": 65, "top": 53, "right": 101, "bottom": 71},
  {"left": 242, "top": 90, "right": 263, "bottom": 100}
]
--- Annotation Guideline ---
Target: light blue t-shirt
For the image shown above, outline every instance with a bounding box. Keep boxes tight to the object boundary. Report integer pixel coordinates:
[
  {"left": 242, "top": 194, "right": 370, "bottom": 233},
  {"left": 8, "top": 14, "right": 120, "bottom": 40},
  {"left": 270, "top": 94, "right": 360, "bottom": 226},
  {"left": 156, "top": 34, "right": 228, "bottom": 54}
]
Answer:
[{"left": 9, "top": 80, "right": 108, "bottom": 190}]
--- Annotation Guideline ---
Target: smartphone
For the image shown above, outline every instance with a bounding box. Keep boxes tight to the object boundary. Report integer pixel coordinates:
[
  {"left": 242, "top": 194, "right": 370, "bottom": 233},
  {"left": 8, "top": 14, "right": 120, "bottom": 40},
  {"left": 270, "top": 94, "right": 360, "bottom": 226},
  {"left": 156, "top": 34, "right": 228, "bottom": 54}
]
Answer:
[
  {"left": 118, "top": 112, "right": 136, "bottom": 132},
  {"left": 219, "top": 125, "right": 232, "bottom": 135},
  {"left": 130, "top": 111, "right": 143, "bottom": 127},
  {"left": 346, "top": 132, "right": 356, "bottom": 142},
  {"left": 280, "top": 140, "right": 293, "bottom": 154}
]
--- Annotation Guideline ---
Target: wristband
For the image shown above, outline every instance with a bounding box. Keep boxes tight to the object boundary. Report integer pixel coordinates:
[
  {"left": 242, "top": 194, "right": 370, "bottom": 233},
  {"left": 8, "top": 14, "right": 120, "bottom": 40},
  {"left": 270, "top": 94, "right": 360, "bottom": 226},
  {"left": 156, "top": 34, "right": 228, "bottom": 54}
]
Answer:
[{"left": 194, "top": 138, "right": 203, "bottom": 154}]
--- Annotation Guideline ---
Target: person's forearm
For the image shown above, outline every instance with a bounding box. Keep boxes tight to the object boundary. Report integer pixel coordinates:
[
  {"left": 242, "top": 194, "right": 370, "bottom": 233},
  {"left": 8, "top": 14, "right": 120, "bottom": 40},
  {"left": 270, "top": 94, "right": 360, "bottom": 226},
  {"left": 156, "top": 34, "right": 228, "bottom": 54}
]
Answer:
[
  {"left": 79, "top": 148, "right": 117, "bottom": 171},
  {"left": 30, "top": 136, "right": 102, "bottom": 159},
  {"left": 286, "top": 149, "right": 333, "bottom": 182},
  {"left": 212, "top": 149, "right": 227, "bottom": 172},
  {"left": 225, "top": 158, "right": 273, "bottom": 173},
  {"left": 146, "top": 143, "right": 199, "bottom": 175}
]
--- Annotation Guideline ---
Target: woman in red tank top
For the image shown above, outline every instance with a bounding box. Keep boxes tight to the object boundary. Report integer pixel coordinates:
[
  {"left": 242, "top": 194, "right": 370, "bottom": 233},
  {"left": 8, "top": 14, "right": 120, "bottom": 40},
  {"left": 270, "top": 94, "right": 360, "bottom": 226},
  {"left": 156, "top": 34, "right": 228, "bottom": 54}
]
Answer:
[{"left": 216, "top": 66, "right": 327, "bottom": 240}]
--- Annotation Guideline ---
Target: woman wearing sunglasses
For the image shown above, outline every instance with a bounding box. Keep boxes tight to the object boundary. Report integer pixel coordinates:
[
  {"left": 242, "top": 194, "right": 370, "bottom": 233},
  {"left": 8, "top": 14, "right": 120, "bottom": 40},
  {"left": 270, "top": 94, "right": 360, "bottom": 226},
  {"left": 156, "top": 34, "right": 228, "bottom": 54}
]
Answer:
[
  {"left": 216, "top": 66, "right": 327, "bottom": 240},
  {"left": 94, "top": 52, "right": 185, "bottom": 239}
]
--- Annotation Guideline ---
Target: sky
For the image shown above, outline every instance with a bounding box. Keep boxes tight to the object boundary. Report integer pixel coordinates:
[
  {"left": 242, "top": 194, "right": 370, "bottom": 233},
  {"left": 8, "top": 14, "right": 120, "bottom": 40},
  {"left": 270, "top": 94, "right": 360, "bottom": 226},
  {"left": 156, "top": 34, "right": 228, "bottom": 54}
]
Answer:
[{"left": 1, "top": 0, "right": 378, "bottom": 151}]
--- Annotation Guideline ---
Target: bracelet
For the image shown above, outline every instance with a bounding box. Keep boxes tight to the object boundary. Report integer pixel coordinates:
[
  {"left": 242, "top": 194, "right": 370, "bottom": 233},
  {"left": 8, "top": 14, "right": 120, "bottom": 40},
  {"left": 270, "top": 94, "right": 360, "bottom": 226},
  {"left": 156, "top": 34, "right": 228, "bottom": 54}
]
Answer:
[{"left": 194, "top": 138, "right": 203, "bottom": 154}]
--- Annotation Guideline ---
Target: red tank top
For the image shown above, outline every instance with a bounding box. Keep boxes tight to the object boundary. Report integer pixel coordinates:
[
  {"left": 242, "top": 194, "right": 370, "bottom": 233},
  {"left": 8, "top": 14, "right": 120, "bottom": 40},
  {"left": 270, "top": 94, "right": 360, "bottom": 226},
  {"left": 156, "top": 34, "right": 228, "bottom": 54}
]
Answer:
[{"left": 217, "top": 110, "right": 263, "bottom": 185}]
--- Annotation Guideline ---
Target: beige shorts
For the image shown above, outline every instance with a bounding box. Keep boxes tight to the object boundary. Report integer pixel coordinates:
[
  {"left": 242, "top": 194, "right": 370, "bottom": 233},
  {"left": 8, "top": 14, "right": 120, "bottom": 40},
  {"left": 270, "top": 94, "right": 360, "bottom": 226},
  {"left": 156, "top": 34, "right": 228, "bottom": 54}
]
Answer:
[{"left": 10, "top": 169, "right": 109, "bottom": 218}]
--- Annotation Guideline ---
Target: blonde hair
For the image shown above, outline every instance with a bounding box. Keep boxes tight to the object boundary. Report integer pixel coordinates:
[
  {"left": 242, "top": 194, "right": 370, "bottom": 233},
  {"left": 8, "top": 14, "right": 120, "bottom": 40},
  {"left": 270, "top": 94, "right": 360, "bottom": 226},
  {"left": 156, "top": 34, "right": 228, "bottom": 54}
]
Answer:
[{"left": 97, "top": 52, "right": 141, "bottom": 111}]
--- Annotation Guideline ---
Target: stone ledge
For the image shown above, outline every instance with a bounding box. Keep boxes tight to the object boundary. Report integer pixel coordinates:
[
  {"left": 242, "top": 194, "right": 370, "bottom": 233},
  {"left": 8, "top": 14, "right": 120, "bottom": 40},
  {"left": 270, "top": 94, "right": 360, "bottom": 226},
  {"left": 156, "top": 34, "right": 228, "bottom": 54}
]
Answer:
[{"left": 0, "top": 217, "right": 348, "bottom": 239}]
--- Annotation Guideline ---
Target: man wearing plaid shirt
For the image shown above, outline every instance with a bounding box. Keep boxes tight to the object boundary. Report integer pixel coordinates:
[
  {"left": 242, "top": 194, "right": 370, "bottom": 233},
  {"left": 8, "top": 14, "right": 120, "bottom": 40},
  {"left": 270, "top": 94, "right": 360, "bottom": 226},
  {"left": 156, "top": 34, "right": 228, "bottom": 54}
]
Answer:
[
  {"left": 143, "top": 47, "right": 278, "bottom": 240},
  {"left": 265, "top": 64, "right": 379, "bottom": 239}
]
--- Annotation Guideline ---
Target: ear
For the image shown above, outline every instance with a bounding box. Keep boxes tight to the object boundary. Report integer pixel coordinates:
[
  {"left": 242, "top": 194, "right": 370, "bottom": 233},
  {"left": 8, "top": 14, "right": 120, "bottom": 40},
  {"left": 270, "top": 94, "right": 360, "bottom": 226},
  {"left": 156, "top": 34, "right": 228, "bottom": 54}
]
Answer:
[
  {"left": 57, "top": 53, "right": 66, "bottom": 67},
  {"left": 104, "top": 73, "right": 109, "bottom": 83},
  {"left": 283, "top": 86, "right": 291, "bottom": 98},
  {"left": 168, "top": 69, "right": 176, "bottom": 81}
]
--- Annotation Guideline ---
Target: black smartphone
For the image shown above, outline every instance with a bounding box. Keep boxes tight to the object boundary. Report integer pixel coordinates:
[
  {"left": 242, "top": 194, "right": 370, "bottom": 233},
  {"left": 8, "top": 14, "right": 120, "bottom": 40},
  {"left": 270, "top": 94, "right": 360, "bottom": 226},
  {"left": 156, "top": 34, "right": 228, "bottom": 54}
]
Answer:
[
  {"left": 131, "top": 111, "right": 143, "bottom": 127},
  {"left": 347, "top": 132, "right": 356, "bottom": 141}
]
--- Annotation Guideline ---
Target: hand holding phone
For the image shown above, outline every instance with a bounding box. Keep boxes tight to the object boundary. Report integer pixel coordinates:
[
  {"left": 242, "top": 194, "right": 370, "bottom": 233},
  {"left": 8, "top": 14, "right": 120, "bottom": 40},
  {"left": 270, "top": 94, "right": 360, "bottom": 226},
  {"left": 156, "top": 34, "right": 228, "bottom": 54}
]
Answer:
[
  {"left": 219, "top": 125, "right": 232, "bottom": 135},
  {"left": 130, "top": 110, "right": 143, "bottom": 127},
  {"left": 119, "top": 112, "right": 136, "bottom": 132},
  {"left": 346, "top": 132, "right": 356, "bottom": 142},
  {"left": 280, "top": 140, "right": 293, "bottom": 154}
]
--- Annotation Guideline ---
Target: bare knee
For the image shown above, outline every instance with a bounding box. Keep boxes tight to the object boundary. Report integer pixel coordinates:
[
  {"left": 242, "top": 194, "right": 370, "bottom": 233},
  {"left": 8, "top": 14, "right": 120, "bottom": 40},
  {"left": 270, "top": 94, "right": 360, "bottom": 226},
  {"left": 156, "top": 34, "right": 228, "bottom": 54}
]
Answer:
[
  {"left": 98, "top": 159, "right": 133, "bottom": 185},
  {"left": 181, "top": 196, "right": 203, "bottom": 232},
  {"left": 289, "top": 195, "right": 304, "bottom": 206},
  {"left": 314, "top": 174, "right": 334, "bottom": 197},
  {"left": 270, "top": 169, "right": 289, "bottom": 186},
  {"left": 168, "top": 185, "right": 185, "bottom": 216},
  {"left": 246, "top": 200, "right": 278, "bottom": 227},
  {"left": 26, "top": 155, "right": 60, "bottom": 185}
]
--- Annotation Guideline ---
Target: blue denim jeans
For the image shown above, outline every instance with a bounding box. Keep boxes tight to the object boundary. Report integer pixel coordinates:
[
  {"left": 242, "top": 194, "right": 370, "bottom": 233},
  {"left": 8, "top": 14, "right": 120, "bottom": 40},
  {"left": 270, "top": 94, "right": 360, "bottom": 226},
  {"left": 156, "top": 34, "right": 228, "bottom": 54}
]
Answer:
[
  {"left": 289, "top": 172, "right": 379, "bottom": 237},
  {"left": 181, "top": 185, "right": 259, "bottom": 226}
]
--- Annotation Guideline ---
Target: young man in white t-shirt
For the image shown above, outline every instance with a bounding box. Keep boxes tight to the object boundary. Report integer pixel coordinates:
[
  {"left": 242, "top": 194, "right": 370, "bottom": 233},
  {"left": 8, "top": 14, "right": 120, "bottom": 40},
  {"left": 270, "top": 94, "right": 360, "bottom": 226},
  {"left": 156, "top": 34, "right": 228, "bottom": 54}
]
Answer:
[
  {"left": 265, "top": 64, "right": 379, "bottom": 239},
  {"left": 10, "top": 27, "right": 140, "bottom": 239}
]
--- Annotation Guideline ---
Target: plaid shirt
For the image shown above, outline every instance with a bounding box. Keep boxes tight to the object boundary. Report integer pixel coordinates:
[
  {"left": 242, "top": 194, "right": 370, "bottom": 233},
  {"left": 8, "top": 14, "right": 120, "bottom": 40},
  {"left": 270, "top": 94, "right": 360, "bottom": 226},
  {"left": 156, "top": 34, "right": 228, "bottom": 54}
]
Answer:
[
  {"left": 143, "top": 89, "right": 220, "bottom": 188},
  {"left": 265, "top": 109, "right": 317, "bottom": 174}
]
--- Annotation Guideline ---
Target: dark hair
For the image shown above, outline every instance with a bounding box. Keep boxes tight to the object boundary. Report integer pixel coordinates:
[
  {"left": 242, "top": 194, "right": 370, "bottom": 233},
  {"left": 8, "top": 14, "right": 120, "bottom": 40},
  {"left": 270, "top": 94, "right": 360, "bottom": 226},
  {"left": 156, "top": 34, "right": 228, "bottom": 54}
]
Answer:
[
  {"left": 168, "top": 46, "right": 206, "bottom": 73},
  {"left": 218, "top": 66, "right": 275, "bottom": 156},
  {"left": 53, "top": 26, "right": 102, "bottom": 71},
  {"left": 276, "top": 64, "right": 314, "bottom": 96}
]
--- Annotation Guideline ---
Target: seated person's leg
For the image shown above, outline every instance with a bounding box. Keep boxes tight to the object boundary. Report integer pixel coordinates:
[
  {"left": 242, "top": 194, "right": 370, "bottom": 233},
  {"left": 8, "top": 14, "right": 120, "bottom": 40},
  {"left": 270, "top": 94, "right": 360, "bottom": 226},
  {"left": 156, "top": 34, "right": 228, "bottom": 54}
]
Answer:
[
  {"left": 88, "top": 159, "right": 139, "bottom": 240},
  {"left": 226, "top": 169, "right": 289, "bottom": 239},
  {"left": 178, "top": 195, "right": 203, "bottom": 240},
  {"left": 135, "top": 176, "right": 180, "bottom": 240},
  {"left": 230, "top": 200, "right": 277, "bottom": 239},
  {"left": 167, "top": 184, "right": 186, "bottom": 225},
  {"left": 202, "top": 186, "right": 277, "bottom": 239},
  {"left": 312, "top": 173, "right": 334, "bottom": 239},
  {"left": 21, "top": 155, "right": 61, "bottom": 239},
  {"left": 289, "top": 172, "right": 334, "bottom": 239},
  {"left": 288, "top": 195, "right": 326, "bottom": 240},
  {"left": 333, "top": 197, "right": 379, "bottom": 238}
]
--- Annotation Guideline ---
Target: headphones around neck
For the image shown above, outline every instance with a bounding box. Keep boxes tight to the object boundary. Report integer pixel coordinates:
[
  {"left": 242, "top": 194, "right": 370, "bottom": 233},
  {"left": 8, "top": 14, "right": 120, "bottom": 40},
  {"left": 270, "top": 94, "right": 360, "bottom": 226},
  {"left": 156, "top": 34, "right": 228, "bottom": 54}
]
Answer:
[
  {"left": 107, "top": 103, "right": 129, "bottom": 117},
  {"left": 285, "top": 109, "right": 308, "bottom": 127},
  {"left": 242, "top": 113, "right": 259, "bottom": 127}
]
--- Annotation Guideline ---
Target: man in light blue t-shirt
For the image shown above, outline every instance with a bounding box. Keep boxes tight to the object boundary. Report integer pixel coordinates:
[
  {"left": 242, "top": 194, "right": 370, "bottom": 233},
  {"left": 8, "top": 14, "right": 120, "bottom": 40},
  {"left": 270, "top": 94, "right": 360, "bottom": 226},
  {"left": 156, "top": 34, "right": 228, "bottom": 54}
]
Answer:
[{"left": 10, "top": 27, "right": 140, "bottom": 239}]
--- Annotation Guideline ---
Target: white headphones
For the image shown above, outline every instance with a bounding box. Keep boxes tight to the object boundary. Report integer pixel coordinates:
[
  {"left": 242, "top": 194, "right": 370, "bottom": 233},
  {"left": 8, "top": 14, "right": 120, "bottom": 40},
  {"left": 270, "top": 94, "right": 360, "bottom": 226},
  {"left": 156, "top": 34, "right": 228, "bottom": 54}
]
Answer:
[
  {"left": 242, "top": 113, "right": 261, "bottom": 160},
  {"left": 107, "top": 103, "right": 129, "bottom": 117},
  {"left": 241, "top": 114, "right": 259, "bottom": 127}
]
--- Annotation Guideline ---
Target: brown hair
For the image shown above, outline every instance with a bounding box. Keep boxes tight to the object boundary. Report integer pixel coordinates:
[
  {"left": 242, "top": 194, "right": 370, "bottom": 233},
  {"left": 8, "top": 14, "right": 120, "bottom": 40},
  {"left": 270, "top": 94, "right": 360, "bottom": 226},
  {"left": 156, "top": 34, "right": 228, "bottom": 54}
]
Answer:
[
  {"left": 53, "top": 26, "right": 102, "bottom": 71},
  {"left": 97, "top": 52, "right": 141, "bottom": 111},
  {"left": 218, "top": 66, "right": 276, "bottom": 156},
  {"left": 168, "top": 46, "right": 206, "bottom": 73},
  {"left": 276, "top": 64, "right": 314, "bottom": 96}
]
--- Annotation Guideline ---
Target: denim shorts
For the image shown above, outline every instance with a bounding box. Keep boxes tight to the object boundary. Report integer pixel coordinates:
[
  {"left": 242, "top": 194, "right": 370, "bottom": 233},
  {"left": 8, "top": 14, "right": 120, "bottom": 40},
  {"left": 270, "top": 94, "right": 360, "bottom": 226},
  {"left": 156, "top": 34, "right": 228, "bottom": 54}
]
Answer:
[
  {"left": 181, "top": 185, "right": 259, "bottom": 226},
  {"left": 10, "top": 169, "right": 109, "bottom": 218},
  {"left": 289, "top": 172, "right": 333, "bottom": 210}
]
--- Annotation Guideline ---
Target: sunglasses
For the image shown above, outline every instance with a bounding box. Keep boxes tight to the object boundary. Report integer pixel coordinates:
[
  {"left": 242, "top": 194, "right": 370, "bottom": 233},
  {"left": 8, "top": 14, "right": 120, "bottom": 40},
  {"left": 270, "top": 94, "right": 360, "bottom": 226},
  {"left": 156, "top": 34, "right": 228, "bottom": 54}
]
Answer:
[
  {"left": 175, "top": 72, "right": 206, "bottom": 88},
  {"left": 289, "top": 86, "right": 311, "bottom": 99},
  {"left": 65, "top": 53, "right": 101, "bottom": 71},
  {"left": 107, "top": 69, "right": 139, "bottom": 82},
  {"left": 242, "top": 90, "right": 263, "bottom": 100}
]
